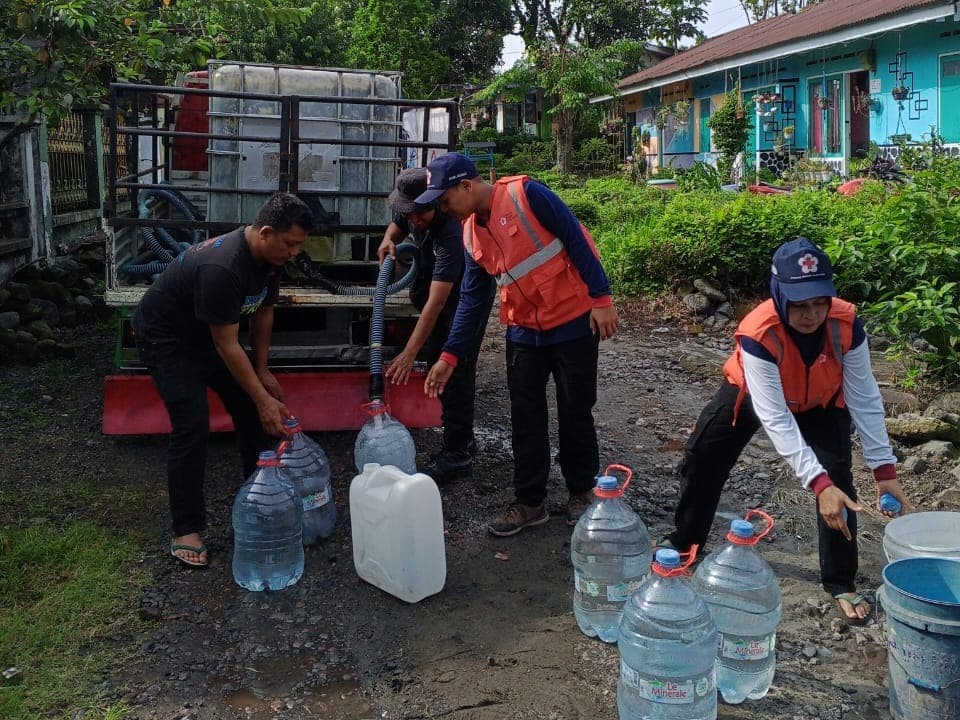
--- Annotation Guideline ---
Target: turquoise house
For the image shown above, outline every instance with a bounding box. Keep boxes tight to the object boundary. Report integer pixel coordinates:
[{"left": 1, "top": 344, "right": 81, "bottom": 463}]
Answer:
[{"left": 611, "top": 0, "right": 960, "bottom": 176}]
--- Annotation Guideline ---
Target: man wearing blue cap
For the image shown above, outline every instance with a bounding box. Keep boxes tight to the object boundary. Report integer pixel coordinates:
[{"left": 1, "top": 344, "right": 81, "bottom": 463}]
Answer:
[
  {"left": 665, "top": 237, "right": 911, "bottom": 623},
  {"left": 377, "top": 168, "right": 493, "bottom": 482},
  {"left": 417, "top": 153, "right": 619, "bottom": 535}
]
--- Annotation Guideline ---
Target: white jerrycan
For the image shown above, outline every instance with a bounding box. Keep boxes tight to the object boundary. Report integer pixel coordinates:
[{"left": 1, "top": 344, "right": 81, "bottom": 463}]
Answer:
[{"left": 349, "top": 463, "right": 446, "bottom": 602}]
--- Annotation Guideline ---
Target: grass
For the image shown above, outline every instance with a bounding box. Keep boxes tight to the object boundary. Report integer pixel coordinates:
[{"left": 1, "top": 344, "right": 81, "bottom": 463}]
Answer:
[{"left": 0, "top": 521, "right": 144, "bottom": 720}]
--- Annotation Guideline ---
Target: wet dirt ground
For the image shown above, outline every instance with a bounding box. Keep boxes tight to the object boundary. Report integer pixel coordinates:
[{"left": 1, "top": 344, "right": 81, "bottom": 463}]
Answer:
[{"left": 4, "top": 298, "right": 947, "bottom": 720}]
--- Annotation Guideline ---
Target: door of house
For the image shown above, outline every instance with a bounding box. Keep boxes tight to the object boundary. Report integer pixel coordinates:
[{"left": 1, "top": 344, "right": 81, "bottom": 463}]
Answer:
[
  {"left": 808, "top": 77, "right": 844, "bottom": 158},
  {"left": 699, "top": 98, "right": 711, "bottom": 154},
  {"left": 848, "top": 71, "right": 871, "bottom": 158},
  {"left": 941, "top": 54, "right": 960, "bottom": 142}
]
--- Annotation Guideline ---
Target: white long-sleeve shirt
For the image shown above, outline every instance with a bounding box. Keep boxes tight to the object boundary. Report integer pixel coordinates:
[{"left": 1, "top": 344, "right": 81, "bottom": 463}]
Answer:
[{"left": 742, "top": 338, "right": 897, "bottom": 490}]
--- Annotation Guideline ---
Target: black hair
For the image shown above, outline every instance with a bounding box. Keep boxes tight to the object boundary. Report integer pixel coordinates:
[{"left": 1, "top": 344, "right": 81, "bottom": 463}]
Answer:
[{"left": 252, "top": 192, "right": 314, "bottom": 233}]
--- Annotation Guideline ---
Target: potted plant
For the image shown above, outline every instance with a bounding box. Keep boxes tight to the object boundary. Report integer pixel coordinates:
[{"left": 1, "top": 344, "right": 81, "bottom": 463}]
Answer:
[
  {"left": 892, "top": 85, "right": 910, "bottom": 101},
  {"left": 782, "top": 125, "right": 795, "bottom": 140},
  {"left": 817, "top": 96, "right": 832, "bottom": 109}
]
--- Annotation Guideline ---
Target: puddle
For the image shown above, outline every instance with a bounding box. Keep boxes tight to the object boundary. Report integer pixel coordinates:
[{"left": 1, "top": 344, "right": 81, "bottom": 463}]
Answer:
[{"left": 225, "top": 650, "right": 379, "bottom": 718}]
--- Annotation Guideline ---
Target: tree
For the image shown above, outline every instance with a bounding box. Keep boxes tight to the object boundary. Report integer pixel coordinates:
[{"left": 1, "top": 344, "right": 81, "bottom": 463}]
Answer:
[
  {"left": 649, "top": 0, "right": 708, "bottom": 50},
  {"left": 0, "top": 0, "right": 304, "bottom": 147},
  {"left": 478, "top": 40, "right": 642, "bottom": 174},
  {"left": 738, "top": 0, "right": 820, "bottom": 22},
  {"left": 222, "top": 1, "right": 349, "bottom": 68},
  {"left": 430, "top": 0, "right": 513, "bottom": 88}
]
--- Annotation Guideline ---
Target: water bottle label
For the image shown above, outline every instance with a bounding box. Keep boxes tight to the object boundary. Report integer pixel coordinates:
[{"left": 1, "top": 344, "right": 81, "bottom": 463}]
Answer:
[
  {"left": 303, "top": 489, "right": 331, "bottom": 512},
  {"left": 574, "top": 571, "right": 646, "bottom": 602},
  {"left": 720, "top": 633, "right": 775, "bottom": 660},
  {"left": 621, "top": 660, "right": 715, "bottom": 704}
]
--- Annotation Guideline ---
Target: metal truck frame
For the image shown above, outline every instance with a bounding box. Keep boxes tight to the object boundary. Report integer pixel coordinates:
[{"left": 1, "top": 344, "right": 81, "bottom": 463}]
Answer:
[{"left": 101, "top": 62, "right": 456, "bottom": 435}]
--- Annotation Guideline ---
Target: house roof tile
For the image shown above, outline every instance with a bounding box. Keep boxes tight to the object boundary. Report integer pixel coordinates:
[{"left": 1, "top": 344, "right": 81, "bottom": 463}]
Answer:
[{"left": 619, "top": 0, "right": 947, "bottom": 90}]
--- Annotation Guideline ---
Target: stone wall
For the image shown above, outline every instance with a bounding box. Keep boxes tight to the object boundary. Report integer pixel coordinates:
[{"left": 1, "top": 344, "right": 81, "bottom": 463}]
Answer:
[{"left": 0, "top": 245, "right": 106, "bottom": 363}]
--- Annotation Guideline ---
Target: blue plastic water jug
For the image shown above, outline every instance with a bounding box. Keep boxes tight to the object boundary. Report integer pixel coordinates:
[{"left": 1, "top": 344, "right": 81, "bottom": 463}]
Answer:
[
  {"left": 278, "top": 418, "right": 337, "bottom": 544},
  {"left": 232, "top": 450, "right": 304, "bottom": 591},
  {"left": 691, "top": 511, "right": 782, "bottom": 704},
  {"left": 571, "top": 464, "right": 651, "bottom": 643},
  {"left": 617, "top": 548, "right": 718, "bottom": 720},
  {"left": 354, "top": 402, "right": 416, "bottom": 474}
]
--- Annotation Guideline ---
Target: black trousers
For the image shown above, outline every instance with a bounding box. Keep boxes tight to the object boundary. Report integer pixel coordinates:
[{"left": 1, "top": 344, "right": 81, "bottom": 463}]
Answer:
[
  {"left": 136, "top": 339, "right": 271, "bottom": 537},
  {"left": 422, "top": 292, "right": 494, "bottom": 453},
  {"left": 669, "top": 382, "right": 858, "bottom": 595},
  {"left": 506, "top": 333, "right": 600, "bottom": 506}
]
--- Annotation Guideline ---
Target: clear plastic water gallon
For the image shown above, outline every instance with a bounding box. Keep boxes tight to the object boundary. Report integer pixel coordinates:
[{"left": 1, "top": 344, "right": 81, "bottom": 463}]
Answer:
[
  {"left": 571, "top": 464, "right": 651, "bottom": 643},
  {"left": 618, "top": 548, "right": 718, "bottom": 720},
  {"left": 691, "top": 512, "right": 782, "bottom": 704},
  {"left": 232, "top": 451, "right": 304, "bottom": 591},
  {"left": 278, "top": 418, "right": 337, "bottom": 544},
  {"left": 354, "top": 402, "right": 416, "bottom": 474}
]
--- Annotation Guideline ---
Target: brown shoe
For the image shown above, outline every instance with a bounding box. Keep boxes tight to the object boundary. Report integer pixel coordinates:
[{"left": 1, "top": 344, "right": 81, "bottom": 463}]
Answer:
[
  {"left": 487, "top": 502, "right": 549, "bottom": 537},
  {"left": 567, "top": 492, "right": 594, "bottom": 526}
]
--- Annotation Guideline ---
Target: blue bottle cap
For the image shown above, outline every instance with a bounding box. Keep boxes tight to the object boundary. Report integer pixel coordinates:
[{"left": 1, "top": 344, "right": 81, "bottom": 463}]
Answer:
[
  {"left": 880, "top": 493, "right": 902, "bottom": 513},
  {"left": 596, "top": 476, "right": 618, "bottom": 490},
  {"left": 258, "top": 450, "right": 277, "bottom": 460},
  {"left": 730, "top": 519, "right": 755, "bottom": 538},
  {"left": 655, "top": 548, "right": 681, "bottom": 568},
  {"left": 283, "top": 418, "right": 299, "bottom": 428}
]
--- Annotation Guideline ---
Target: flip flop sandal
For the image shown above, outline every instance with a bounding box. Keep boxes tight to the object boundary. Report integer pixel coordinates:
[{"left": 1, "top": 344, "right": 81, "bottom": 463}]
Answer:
[
  {"left": 834, "top": 592, "right": 870, "bottom": 625},
  {"left": 170, "top": 541, "right": 209, "bottom": 568}
]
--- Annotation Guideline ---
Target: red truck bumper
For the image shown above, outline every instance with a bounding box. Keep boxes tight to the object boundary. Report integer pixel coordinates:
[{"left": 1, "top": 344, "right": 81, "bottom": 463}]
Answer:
[{"left": 102, "top": 371, "right": 442, "bottom": 435}]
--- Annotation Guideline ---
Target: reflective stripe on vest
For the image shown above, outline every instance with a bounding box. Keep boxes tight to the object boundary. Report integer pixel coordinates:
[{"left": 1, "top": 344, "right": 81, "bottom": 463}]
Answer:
[
  {"left": 506, "top": 181, "right": 546, "bottom": 250},
  {"left": 497, "top": 238, "right": 565, "bottom": 287}
]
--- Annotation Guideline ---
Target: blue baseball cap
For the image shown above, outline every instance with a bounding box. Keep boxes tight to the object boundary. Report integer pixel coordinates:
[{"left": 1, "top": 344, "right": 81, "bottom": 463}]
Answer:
[
  {"left": 414, "top": 153, "right": 479, "bottom": 204},
  {"left": 770, "top": 237, "right": 837, "bottom": 301}
]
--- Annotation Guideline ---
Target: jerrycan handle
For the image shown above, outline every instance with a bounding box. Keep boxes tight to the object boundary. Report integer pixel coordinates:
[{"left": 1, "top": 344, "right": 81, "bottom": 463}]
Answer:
[
  {"left": 595, "top": 464, "right": 633, "bottom": 498},
  {"left": 728, "top": 509, "right": 775, "bottom": 546},
  {"left": 653, "top": 544, "right": 700, "bottom": 577}
]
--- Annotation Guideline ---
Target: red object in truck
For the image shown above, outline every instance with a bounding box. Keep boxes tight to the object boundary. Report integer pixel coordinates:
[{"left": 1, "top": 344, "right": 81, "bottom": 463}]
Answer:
[
  {"left": 102, "top": 371, "right": 441, "bottom": 435},
  {"left": 171, "top": 71, "right": 209, "bottom": 172}
]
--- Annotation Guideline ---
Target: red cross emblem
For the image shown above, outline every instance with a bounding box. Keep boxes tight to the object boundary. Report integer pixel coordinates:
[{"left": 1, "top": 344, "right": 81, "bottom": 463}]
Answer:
[{"left": 798, "top": 253, "right": 819, "bottom": 274}]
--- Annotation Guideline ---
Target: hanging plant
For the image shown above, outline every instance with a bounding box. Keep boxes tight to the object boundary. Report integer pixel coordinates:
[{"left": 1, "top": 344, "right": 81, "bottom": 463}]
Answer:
[
  {"left": 818, "top": 96, "right": 833, "bottom": 109},
  {"left": 655, "top": 106, "right": 670, "bottom": 129},
  {"left": 670, "top": 100, "right": 691, "bottom": 127},
  {"left": 892, "top": 85, "right": 910, "bottom": 101},
  {"left": 851, "top": 87, "right": 874, "bottom": 115}
]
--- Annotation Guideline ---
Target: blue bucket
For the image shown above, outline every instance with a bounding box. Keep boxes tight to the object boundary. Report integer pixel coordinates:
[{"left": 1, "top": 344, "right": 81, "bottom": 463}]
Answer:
[{"left": 879, "top": 558, "right": 960, "bottom": 719}]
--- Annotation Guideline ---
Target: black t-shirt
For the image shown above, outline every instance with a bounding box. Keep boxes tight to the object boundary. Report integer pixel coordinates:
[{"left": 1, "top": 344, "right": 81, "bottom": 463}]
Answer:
[
  {"left": 133, "top": 227, "right": 280, "bottom": 351},
  {"left": 393, "top": 211, "right": 465, "bottom": 312}
]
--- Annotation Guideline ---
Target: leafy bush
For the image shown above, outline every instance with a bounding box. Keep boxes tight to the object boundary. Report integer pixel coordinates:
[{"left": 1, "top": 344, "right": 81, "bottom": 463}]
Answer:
[
  {"left": 514, "top": 151, "right": 960, "bottom": 381},
  {"left": 675, "top": 162, "right": 726, "bottom": 192}
]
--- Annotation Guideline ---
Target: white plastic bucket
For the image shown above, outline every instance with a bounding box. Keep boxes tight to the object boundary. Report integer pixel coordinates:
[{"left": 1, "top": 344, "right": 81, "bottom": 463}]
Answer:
[
  {"left": 349, "top": 463, "right": 446, "bottom": 603},
  {"left": 883, "top": 512, "right": 960, "bottom": 563}
]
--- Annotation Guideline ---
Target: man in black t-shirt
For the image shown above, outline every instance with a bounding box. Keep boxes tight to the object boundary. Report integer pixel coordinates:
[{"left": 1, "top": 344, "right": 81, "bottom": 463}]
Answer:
[
  {"left": 377, "top": 168, "right": 493, "bottom": 482},
  {"left": 133, "top": 192, "right": 313, "bottom": 567}
]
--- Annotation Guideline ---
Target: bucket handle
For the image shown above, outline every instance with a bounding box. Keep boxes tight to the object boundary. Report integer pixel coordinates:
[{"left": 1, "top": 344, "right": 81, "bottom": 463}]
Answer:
[{"left": 888, "top": 647, "right": 960, "bottom": 694}]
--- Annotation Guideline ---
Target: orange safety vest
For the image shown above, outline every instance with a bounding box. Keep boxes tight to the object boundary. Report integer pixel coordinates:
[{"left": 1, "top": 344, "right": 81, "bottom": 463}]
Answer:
[
  {"left": 722, "top": 298, "right": 856, "bottom": 421},
  {"left": 463, "top": 176, "right": 597, "bottom": 331}
]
